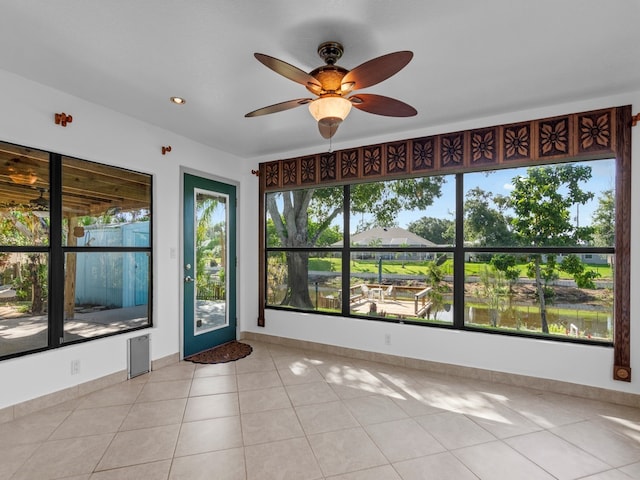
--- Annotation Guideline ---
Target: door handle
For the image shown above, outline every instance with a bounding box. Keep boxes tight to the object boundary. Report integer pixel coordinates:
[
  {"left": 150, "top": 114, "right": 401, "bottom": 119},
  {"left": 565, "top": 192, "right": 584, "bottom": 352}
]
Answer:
[{"left": 184, "top": 275, "right": 194, "bottom": 283}]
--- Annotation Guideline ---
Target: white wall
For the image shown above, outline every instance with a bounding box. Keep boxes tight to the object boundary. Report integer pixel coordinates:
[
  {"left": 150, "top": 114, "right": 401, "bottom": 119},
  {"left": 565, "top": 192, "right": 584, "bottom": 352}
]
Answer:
[
  {"left": 247, "top": 90, "right": 640, "bottom": 395},
  {"left": 0, "top": 66, "right": 637, "bottom": 409},
  {"left": 0, "top": 69, "right": 258, "bottom": 409}
]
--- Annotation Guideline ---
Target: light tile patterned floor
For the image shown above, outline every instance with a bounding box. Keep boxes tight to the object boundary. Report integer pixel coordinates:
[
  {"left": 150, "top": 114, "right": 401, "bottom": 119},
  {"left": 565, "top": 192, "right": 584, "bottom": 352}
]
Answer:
[{"left": 2, "top": 340, "right": 640, "bottom": 479}]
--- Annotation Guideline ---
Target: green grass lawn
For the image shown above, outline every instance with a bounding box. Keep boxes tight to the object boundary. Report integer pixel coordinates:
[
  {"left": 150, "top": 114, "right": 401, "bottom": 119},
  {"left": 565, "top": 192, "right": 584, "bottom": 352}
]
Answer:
[
  {"left": 464, "top": 300, "right": 611, "bottom": 321},
  {"left": 308, "top": 257, "right": 612, "bottom": 280},
  {"left": 463, "top": 261, "right": 612, "bottom": 280}
]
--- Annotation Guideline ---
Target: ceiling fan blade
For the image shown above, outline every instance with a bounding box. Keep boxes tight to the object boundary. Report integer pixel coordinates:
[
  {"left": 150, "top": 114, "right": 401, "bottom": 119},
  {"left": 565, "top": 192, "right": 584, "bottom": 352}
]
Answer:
[
  {"left": 318, "top": 121, "right": 340, "bottom": 139},
  {"left": 342, "top": 51, "right": 413, "bottom": 90},
  {"left": 245, "top": 98, "right": 313, "bottom": 117},
  {"left": 349, "top": 94, "right": 417, "bottom": 117},
  {"left": 254, "top": 53, "right": 321, "bottom": 89}
]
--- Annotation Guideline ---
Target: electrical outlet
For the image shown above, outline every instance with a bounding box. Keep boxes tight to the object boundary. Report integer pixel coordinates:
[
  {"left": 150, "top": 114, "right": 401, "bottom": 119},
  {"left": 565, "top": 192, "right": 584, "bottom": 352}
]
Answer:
[
  {"left": 384, "top": 333, "right": 391, "bottom": 345},
  {"left": 70, "top": 359, "right": 81, "bottom": 375}
]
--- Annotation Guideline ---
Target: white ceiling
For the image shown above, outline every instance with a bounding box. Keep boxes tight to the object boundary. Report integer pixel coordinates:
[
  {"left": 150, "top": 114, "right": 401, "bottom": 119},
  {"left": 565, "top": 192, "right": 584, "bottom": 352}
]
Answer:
[{"left": 1, "top": 1, "right": 639, "bottom": 160}]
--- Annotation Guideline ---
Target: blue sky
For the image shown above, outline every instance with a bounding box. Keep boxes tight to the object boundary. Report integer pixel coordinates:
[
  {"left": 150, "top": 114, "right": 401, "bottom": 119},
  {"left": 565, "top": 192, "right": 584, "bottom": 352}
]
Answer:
[{"left": 393, "top": 158, "right": 616, "bottom": 229}]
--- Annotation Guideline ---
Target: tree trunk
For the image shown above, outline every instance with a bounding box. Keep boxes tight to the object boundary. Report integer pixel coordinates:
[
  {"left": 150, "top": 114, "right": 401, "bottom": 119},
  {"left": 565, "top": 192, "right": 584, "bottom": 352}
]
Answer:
[
  {"left": 534, "top": 257, "right": 549, "bottom": 333},
  {"left": 281, "top": 251, "right": 313, "bottom": 309},
  {"left": 29, "top": 255, "right": 44, "bottom": 314}
]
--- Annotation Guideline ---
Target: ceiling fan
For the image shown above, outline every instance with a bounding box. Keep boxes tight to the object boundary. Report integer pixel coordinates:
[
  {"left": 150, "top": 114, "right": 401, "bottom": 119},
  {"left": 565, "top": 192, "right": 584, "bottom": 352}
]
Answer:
[
  {"left": 30, "top": 188, "right": 48, "bottom": 210},
  {"left": 245, "top": 41, "right": 417, "bottom": 139}
]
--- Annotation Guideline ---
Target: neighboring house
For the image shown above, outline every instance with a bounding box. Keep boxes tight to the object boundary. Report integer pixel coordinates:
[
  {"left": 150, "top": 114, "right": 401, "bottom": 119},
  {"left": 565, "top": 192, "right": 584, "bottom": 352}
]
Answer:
[
  {"left": 341, "top": 227, "right": 439, "bottom": 261},
  {"left": 574, "top": 253, "right": 611, "bottom": 265}
]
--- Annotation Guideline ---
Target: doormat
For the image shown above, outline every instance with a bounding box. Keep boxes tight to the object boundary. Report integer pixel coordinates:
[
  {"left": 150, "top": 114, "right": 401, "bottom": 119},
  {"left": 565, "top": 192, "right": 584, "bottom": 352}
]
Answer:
[{"left": 184, "top": 340, "right": 253, "bottom": 364}]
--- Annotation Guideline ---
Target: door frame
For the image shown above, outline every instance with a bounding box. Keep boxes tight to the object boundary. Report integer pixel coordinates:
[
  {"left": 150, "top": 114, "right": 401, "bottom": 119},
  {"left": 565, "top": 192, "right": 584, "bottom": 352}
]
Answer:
[{"left": 179, "top": 168, "right": 240, "bottom": 359}]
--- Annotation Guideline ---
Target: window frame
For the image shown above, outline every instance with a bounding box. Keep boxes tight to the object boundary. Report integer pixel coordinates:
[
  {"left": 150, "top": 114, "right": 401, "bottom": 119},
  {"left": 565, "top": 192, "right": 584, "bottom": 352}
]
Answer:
[
  {"left": 264, "top": 166, "right": 615, "bottom": 342},
  {"left": 0, "top": 142, "right": 153, "bottom": 361},
  {"left": 258, "top": 105, "right": 632, "bottom": 381}
]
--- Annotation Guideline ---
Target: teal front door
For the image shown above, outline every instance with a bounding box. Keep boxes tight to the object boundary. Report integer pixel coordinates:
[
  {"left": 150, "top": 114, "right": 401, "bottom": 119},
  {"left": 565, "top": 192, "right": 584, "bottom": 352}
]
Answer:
[{"left": 183, "top": 174, "right": 236, "bottom": 357}]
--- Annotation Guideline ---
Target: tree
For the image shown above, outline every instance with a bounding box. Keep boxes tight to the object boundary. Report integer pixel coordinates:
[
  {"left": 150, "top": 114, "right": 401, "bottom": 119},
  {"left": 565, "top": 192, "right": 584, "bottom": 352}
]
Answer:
[
  {"left": 477, "top": 265, "right": 508, "bottom": 327},
  {"left": 490, "top": 254, "right": 520, "bottom": 291},
  {"left": 407, "top": 216, "right": 454, "bottom": 245},
  {"left": 315, "top": 224, "right": 343, "bottom": 247},
  {"left": 267, "top": 178, "right": 445, "bottom": 308},
  {"left": 591, "top": 189, "right": 615, "bottom": 247},
  {"left": 489, "top": 253, "right": 521, "bottom": 323},
  {"left": 267, "top": 188, "right": 341, "bottom": 309},
  {"left": 27, "top": 253, "right": 46, "bottom": 314},
  {"left": 559, "top": 254, "right": 599, "bottom": 289},
  {"left": 464, "top": 187, "right": 513, "bottom": 246},
  {"left": 267, "top": 218, "right": 343, "bottom": 248},
  {"left": 266, "top": 218, "right": 282, "bottom": 247},
  {"left": 510, "top": 164, "right": 595, "bottom": 333},
  {"left": 195, "top": 196, "right": 217, "bottom": 284},
  {"left": 0, "top": 210, "right": 49, "bottom": 314},
  {"left": 425, "top": 257, "right": 448, "bottom": 321},
  {"left": 266, "top": 254, "right": 287, "bottom": 304}
]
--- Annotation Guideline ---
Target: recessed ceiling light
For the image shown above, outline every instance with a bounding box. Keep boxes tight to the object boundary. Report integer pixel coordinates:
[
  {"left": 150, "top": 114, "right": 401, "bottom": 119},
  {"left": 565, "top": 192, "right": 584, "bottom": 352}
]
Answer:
[{"left": 170, "top": 96, "right": 186, "bottom": 105}]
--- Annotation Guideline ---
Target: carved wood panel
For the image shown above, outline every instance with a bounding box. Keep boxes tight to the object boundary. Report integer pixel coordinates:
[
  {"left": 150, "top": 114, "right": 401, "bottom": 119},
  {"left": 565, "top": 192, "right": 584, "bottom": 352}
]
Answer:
[{"left": 262, "top": 107, "right": 617, "bottom": 190}]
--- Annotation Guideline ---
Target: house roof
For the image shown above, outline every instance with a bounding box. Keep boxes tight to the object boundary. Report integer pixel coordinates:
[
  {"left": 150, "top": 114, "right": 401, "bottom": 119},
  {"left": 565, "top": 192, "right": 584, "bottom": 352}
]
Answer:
[{"left": 347, "top": 227, "right": 438, "bottom": 248}]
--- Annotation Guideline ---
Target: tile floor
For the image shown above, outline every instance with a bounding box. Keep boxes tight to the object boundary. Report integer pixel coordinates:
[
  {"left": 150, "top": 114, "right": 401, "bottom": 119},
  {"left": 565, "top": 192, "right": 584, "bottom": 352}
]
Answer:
[{"left": 2, "top": 340, "right": 640, "bottom": 479}]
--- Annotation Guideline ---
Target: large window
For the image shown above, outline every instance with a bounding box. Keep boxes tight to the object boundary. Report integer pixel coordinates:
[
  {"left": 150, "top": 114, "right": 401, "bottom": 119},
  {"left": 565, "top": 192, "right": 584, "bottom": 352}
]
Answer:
[
  {"left": 265, "top": 159, "right": 616, "bottom": 344},
  {"left": 0, "top": 141, "right": 152, "bottom": 360}
]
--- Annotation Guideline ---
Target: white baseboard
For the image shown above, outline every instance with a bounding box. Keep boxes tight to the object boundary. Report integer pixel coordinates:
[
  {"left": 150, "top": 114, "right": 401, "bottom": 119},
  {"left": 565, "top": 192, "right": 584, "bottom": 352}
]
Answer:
[{"left": 0, "top": 352, "right": 180, "bottom": 424}]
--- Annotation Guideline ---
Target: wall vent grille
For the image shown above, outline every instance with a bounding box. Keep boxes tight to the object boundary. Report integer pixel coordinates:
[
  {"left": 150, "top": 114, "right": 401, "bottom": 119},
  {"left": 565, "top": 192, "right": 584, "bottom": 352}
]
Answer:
[{"left": 128, "top": 334, "right": 150, "bottom": 378}]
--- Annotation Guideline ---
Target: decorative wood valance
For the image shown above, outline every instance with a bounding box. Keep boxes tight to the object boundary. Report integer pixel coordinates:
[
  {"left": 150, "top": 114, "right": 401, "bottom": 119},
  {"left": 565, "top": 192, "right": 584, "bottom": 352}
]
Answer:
[
  {"left": 261, "top": 106, "right": 619, "bottom": 191},
  {"left": 258, "top": 105, "right": 632, "bottom": 383}
]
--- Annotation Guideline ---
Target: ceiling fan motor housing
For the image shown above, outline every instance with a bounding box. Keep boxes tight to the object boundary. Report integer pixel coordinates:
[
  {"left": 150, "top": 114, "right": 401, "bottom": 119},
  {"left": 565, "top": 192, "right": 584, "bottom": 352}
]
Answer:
[{"left": 307, "top": 65, "right": 348, "bottom": 95}]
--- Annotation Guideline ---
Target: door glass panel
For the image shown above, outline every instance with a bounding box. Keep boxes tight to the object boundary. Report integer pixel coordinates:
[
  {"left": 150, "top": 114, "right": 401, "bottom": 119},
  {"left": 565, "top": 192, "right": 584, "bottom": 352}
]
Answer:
[{"left": 194, "top": 189, "right": 228, "bottom": 334}]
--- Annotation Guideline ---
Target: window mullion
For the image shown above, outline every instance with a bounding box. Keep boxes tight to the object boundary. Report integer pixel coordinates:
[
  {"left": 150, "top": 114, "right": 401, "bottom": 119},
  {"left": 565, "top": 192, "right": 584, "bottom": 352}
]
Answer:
[
  {"left": 48, "top": 153, "right": 63, "bottom": 347},
  {"left": 453, "top": 173, "right": 465, "bottom": 329},
  {"left": 342, "top": 184, "right": 351, "bottom": 315}
]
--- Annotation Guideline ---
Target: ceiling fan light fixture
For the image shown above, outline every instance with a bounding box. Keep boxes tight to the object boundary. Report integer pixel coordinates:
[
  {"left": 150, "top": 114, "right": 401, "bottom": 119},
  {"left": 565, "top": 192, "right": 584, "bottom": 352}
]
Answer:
[
  {"left": 8, "top": 172, "right": 38, "bottom": 185},
  {"left": 308, "top": 96, "right": 352, "bottom": 125}
]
